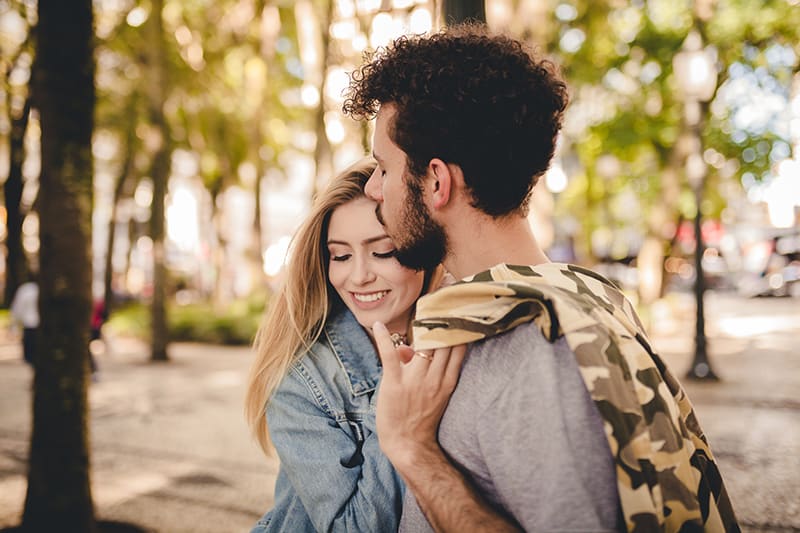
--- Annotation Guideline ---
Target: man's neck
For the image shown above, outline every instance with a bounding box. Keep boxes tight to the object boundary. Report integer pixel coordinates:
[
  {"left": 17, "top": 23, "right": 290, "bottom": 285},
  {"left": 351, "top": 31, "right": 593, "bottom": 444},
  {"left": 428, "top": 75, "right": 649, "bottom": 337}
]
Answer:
[{"left": 442, "top": 213, "right": 549, "bottom": 280}]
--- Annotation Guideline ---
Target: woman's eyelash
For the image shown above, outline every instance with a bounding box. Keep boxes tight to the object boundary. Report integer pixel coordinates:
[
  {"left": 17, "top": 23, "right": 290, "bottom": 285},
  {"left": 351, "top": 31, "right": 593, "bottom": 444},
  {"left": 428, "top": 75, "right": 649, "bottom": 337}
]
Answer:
[{"left": 329, "top": 250, "right": 395, "bottom": 260}]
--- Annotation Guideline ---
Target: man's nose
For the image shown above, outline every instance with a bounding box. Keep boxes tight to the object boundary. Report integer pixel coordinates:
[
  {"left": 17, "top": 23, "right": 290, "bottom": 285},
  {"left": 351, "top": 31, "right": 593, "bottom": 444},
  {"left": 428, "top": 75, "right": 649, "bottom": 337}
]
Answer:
[{"left": 364, "top": 169, "right": 383, "bottom": 201}]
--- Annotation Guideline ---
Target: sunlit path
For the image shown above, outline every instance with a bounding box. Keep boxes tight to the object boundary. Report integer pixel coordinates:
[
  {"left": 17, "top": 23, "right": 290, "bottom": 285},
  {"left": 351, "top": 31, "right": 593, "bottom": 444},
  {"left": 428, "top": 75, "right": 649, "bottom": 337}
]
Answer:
[
  {"left": 651, "top": 292, "right": 800, "bottom": 532},
  {"left": 0, "top": 339, "right": 278, "bottom": 532}
]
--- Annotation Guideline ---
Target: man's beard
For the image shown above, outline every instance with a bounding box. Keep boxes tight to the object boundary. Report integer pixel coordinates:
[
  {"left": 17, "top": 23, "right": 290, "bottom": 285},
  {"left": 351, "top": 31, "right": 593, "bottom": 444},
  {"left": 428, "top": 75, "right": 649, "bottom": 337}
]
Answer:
[{"left": 376, "top": 178, "right": 447, "bottom": 271}]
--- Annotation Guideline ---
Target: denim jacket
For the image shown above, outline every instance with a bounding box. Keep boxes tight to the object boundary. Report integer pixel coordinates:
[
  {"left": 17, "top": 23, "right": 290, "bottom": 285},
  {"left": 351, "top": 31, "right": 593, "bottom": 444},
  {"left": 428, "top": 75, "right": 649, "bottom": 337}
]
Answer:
[{"left": 251, "top": 307, "right": 405, "bottom": 533}]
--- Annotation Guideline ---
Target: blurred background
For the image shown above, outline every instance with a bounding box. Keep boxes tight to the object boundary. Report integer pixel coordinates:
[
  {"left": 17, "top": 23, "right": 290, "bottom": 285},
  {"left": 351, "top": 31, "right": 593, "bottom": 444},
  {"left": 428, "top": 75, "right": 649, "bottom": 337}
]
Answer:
[
  {"left": 2, "top": 0, "right": 799, "bottom": 343},
  {"left": 0, "top": 0, "right": 798, "bottom": 531}
]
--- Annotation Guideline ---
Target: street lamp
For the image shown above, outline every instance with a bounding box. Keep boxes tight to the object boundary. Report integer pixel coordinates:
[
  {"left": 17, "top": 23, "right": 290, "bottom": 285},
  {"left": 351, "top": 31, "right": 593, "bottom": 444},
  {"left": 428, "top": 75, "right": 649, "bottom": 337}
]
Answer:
[{"left": 673, "top": 30, "right": 719, "bottom": 380}]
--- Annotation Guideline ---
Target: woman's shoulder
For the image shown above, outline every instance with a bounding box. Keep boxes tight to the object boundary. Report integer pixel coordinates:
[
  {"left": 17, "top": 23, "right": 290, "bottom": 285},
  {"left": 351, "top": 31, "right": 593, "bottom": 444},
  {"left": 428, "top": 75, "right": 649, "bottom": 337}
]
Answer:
[
  {"left": 292, "top": 307, "right": 368, "bottom": 371},
  {"left": 276, "top": 308, "right": 378, "bottom": 403},
  {"left": 269, "top": 336, "right": 338, "bottom": 417},
  {"left": 287, "top": 335, "right": 335, "bottom": 379}
]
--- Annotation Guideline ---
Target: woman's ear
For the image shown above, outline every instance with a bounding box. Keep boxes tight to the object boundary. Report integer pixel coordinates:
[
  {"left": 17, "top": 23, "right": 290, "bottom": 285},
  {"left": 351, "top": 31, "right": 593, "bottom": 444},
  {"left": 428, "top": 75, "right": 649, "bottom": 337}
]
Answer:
[{"left": 428, "top": 158, "right": 453, "bottom": 209}]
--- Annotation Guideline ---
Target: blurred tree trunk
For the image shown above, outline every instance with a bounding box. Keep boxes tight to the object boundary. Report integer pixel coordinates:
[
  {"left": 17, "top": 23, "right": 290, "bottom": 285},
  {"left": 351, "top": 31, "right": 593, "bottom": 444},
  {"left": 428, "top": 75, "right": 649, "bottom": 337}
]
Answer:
[
  {"left": 251, "top": 1, "right": 274, "bottom": 265},
  {"left": 124, "top": 214, "right": 138, "bottom": 291},
  {"left": 653, "top": 142, "right": 687, "bottom": 299},
  {"left": 103, "top": 125, "right": 136, "bottom": 315},
  {"left": 2, "top": 1, "right": 34, "bottom": 308},
  {"left": 3, "top": 95, "right": 31, "bottom": 307},
  {"left": 312, "top": 0, "right": 335, "bottom": 197},
  {"left": 442, "top": 0, "right": 486, "bottom": 24},
  {"left": 251, "top": 140, "right": 265, "bottom": 267},
  {"left": 208, "top": 159, "right": 231, "bottom": 306},
  {"left": 22, "top": 0, "right": 96, "bottom": 530},
  {"left": 250, "top": 147, "right": 267, "bottom": 293},
  {"left": 145, "top": 0, "right": 171, "bottom": 361},
  {"left": 249, "top": 75, "right": 266, "bottom": 284},
  {"left": 211, "top": 196, "right": 230, "bottom": 307}
]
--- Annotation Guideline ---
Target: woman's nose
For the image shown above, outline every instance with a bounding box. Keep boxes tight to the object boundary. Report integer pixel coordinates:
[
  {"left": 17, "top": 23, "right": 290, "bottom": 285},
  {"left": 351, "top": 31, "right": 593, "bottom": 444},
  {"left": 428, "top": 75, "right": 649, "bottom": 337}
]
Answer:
[{"left": 351, "top": 257, "right": 376, "bottom": 284}]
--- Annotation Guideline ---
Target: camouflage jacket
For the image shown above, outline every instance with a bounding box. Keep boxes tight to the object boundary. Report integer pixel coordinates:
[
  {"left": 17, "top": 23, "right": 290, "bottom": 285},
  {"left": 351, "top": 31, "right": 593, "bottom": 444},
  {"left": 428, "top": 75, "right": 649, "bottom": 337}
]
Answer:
[{"left": 412, "top": 263, "right": 739, "bottom": 533}]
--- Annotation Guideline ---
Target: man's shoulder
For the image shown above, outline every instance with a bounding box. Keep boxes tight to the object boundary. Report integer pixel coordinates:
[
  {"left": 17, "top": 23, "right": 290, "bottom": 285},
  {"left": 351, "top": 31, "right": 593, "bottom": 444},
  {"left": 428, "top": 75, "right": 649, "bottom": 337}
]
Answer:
[
  {"left": 462, "top": 321, "right": 573, "bottom": 383},
  {"left": 472, "top": 320, "right": 566, "bottom": 355}
]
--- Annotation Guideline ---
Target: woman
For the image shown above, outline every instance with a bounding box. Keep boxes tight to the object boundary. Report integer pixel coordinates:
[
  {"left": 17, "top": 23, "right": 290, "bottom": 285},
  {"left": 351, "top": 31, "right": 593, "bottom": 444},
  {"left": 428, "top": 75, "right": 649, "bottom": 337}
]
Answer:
[{"left": 245, "top": 158, "right": 438, "bottom": 532}]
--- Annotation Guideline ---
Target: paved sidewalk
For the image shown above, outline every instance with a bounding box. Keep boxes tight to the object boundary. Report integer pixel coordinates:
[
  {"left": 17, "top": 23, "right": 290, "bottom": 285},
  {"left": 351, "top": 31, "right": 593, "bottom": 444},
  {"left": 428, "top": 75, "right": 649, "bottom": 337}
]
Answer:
[
  {"left": 1, "top": 291, "right": 798, "bottom": 532},
  {"left": 647, "top": 292, "right": 800, "bottom": 532},
  {"left": 0, "top": 339, "right": 278, "bottom": 532}
]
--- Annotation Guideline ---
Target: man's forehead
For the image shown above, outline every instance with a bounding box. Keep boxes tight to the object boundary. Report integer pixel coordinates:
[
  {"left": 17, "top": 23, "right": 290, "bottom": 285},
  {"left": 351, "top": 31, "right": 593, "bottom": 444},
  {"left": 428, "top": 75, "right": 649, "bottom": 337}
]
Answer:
[
  {"left": 375, "top": 102, "right": 398, "bottom": 130},
  {"left": 373, "top": 103, "right": 398, "bottom": 151},
  {"left": 371, "top": 109, "right": 388, "bottom": 160}
]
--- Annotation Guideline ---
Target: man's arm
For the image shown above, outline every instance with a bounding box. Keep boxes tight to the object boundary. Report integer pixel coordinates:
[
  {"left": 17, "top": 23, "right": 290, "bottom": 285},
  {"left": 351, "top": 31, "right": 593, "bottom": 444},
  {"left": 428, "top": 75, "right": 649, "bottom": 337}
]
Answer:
[
  {"left": 372, "top": 322, "right": 521, "bottom": 533},
  {"left": 391, "top": 441, "right": 521, "bottom": 532}
]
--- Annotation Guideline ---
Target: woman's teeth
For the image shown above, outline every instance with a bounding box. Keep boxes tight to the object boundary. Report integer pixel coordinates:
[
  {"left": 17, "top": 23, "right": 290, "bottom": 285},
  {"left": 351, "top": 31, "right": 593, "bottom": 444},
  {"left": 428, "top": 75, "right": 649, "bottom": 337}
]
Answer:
[{"left": 354, "top": 291, "right": 388, "bottom": 303}]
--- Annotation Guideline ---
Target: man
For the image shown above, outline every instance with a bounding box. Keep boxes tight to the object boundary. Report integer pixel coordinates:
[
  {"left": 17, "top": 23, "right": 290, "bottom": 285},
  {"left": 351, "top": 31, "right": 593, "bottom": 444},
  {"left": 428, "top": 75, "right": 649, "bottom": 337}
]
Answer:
[{"left": 343, "top": 24, "right": 738, "bottom": 532}]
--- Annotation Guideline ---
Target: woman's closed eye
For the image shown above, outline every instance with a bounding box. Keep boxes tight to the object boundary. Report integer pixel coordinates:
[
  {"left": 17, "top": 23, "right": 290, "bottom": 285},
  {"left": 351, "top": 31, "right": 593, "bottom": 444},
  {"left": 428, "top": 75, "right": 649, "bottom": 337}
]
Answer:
[
  {"left": 372, "top": 250, "right": 396, "bottom": 259},
  {"left": 330, "top": 253, "right": 352, "bottom": 262}
]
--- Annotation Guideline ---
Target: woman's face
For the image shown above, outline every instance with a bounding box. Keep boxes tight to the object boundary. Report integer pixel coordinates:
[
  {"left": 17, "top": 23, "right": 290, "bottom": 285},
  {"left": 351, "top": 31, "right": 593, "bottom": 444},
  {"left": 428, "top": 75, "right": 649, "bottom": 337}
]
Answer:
[{"left": 327, "top": 196, "right": 425, "bottom": 335}]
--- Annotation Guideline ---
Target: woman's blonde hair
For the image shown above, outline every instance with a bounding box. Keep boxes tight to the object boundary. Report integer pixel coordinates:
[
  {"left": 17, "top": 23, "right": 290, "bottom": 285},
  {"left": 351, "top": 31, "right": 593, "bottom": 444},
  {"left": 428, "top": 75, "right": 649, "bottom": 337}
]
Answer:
[{"left": 245, "top": 157, "right": 433, "bottom": 456}]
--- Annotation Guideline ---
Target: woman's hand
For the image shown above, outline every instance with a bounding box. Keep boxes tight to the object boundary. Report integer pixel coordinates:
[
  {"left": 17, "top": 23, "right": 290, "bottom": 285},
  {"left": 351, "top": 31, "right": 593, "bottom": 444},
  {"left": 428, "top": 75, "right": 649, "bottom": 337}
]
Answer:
[{"left": 371, "top": 321, "right": 466, "bottom": 471}]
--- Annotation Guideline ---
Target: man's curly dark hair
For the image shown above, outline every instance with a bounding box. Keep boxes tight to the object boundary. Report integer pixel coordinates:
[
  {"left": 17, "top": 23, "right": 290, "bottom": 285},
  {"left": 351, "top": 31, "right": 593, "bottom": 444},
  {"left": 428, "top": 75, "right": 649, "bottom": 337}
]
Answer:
[{"left": 343, "top": 23, "right": 569, "bottom": 217}]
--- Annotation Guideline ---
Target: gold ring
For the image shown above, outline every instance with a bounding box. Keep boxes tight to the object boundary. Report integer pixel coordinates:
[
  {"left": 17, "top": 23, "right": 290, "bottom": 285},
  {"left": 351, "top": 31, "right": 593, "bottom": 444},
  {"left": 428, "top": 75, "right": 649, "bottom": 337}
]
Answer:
[{"left": 414, "top": 351, "right": 434, "bottom": 362}]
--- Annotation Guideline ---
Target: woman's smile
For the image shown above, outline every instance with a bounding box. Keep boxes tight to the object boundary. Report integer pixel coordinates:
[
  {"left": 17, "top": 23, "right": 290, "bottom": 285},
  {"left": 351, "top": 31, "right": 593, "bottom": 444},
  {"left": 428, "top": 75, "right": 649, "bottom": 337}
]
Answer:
[{"left": 351, "top": 290, "right": 389, "bottom": 305}]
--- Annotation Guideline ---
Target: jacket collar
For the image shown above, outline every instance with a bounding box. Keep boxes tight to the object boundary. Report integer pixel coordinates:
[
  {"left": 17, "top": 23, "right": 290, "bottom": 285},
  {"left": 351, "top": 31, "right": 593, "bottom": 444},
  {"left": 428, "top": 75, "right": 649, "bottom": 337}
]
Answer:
[{"left": 323, "top": 307, "right": 381, "bottom": 396}]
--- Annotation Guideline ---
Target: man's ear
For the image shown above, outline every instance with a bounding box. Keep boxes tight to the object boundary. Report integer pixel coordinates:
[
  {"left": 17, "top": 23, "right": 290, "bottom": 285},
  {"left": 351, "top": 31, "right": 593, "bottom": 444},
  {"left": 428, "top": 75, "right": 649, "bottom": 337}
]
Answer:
[{"left": 428, "top": 158, "right": 454, "bottom": 209}]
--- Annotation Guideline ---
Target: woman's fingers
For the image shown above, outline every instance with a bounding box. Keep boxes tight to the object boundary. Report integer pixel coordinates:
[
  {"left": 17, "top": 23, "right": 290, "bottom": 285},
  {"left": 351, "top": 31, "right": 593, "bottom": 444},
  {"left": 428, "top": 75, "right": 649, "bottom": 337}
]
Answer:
[{"left": 372, "top": 322, "right": 401, "bottom": 378}]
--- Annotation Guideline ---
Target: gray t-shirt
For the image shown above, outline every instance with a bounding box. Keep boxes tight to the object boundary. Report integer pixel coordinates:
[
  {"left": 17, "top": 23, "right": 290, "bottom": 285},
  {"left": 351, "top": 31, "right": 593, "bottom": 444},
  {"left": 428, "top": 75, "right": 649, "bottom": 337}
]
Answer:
[{"left": 399, "top": 321, "right": 622, "bottom": 532}]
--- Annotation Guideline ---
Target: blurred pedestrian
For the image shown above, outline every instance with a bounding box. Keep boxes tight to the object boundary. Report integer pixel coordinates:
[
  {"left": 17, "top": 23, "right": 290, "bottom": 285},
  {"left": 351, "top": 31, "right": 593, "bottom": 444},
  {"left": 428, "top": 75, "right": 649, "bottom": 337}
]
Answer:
[
  {"left": 88, "top": 298, "right": 107, "bottom": 377},
  {"left": 10, "top": 274, "right": 39, "bottom": 366}
]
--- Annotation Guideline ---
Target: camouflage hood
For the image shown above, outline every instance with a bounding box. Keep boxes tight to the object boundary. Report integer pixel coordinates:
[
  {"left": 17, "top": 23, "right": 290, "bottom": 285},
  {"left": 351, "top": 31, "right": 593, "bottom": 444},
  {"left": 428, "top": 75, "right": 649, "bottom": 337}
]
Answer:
[{"left": 412, "top": 263, "right": 738, "bottom": 533}]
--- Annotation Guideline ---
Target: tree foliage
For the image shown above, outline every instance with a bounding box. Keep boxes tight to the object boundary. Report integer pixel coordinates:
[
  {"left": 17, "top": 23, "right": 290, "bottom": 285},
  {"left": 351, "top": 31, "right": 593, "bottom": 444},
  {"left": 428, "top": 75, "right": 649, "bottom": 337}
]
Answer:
[
  {"left": 511, "top": 0, "right": 800, "bottom": 262},
  {"left": 1, "top": 0, "right": 36, "bottom": 307},
  {"left": 5, "top": 0, "right": 798, "bottom": 347},
  {"left": 91, "top": 0, "right": 306, "bottom": 354}
]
